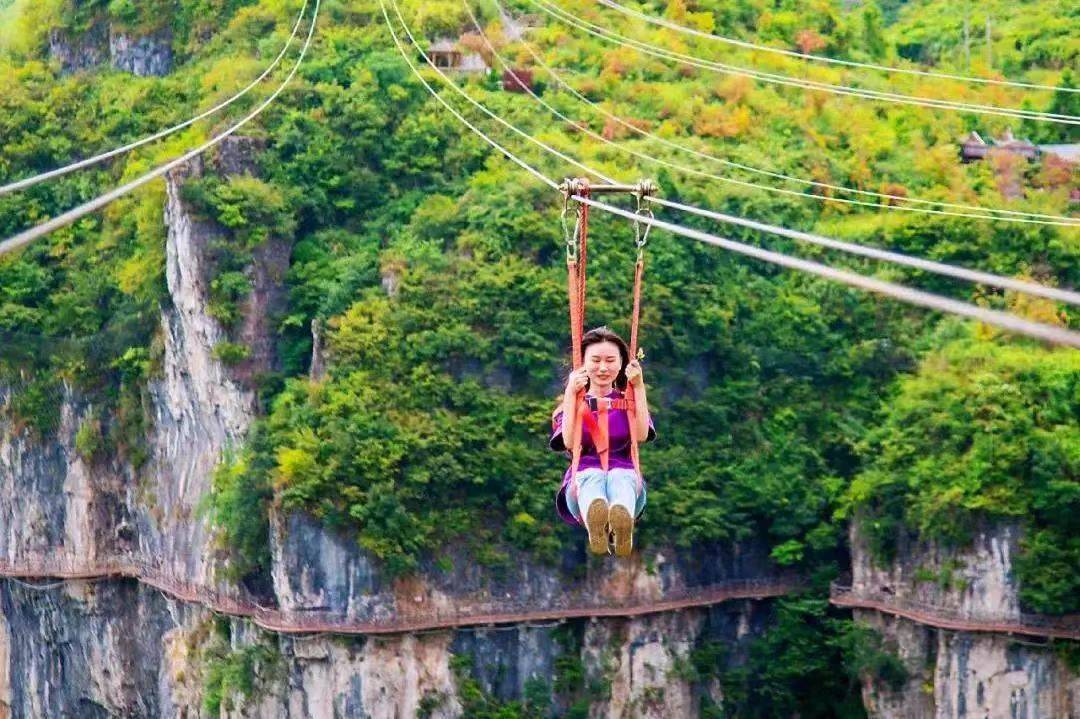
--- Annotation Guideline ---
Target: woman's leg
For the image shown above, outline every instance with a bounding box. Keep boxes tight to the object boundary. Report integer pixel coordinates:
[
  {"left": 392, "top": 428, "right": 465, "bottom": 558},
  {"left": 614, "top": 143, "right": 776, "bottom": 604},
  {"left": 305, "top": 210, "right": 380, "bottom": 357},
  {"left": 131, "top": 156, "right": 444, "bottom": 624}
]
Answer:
[
  {"left": 606, "top": 468, "right": 642, "bottom": 557},
  {"left": 571, "top": 468, "right": 610, "bottom": 555}
]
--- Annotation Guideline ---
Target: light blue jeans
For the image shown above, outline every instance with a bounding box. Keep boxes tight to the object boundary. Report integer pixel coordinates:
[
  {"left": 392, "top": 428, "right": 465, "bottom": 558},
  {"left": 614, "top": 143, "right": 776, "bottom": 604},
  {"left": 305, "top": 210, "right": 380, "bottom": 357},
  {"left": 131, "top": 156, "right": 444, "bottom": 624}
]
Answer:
[{"left": 566, "top": 467, "right": 647, "bottom": 522}]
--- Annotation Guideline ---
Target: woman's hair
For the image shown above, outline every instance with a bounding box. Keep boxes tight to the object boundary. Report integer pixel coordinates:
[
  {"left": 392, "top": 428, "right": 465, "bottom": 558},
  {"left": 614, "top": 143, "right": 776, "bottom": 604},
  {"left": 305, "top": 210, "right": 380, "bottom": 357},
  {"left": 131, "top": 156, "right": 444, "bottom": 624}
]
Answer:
[{"left": 581, "top": 326, "right": 631, "bottom": 390}]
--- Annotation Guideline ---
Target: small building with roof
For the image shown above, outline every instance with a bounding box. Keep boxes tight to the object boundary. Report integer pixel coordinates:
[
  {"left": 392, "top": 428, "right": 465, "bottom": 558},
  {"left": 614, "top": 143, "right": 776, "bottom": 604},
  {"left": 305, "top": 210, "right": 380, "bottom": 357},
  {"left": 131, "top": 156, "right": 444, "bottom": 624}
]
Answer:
[
  {"left": 960, "top": 131, "right": 989, "bottom": 162},
  {"left": 426, "top": 38, "right": 460, "bottom": 69},
  {"left": 960, "top": 129, "right": 1042, "bottom": 163},
  {"left": 425, "top": 37, "right": 489, "bottom": 74}
]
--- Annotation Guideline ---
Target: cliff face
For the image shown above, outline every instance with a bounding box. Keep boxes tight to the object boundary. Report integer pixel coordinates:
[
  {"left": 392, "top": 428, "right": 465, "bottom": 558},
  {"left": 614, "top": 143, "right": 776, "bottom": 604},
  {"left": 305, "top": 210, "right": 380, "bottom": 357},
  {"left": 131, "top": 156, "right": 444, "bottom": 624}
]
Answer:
[
  {"left": 270, "top": 510, "right": 778, "bottom": 625},
  {"left": 849, "top": 521, "right": 1080, "bottom": 718},
  {"left": 0, "top": 579, "right": 175, "bottom": 718},
  {"left": 0, "top": 572, "right": 770, "bottom": 719},
  {"left": 851, "top": 521, "right": 1021, "bottom": 620},
  {"left": 135, "top": 146, "right": 260, "bottom": 587},
  {"left": 0, "top": 141, "right": 788, "bottom": 717},
  {"left": 3, "top": 137, "right": 1073, "bottom": 716},
  {"left": 0, "top": 385, "right": 133, "bottom": 565},
  {"left": 49, "top": 24, "right": 173, "bottom": 77}
]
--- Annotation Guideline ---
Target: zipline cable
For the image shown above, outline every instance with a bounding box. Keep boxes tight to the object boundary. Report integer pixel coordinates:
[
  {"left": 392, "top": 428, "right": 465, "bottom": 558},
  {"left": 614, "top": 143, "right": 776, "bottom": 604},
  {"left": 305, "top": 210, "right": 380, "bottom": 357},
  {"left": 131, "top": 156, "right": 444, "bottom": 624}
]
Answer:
[
  {"left": 595, "top": 0, "right": 1079, "bottom": 94},
  {"left": 387, "top": 0, "right": 612, "bottom": 186},
  {"left": 532, "top": 0, "right": 1080, "bottom": 124},
  {"left": 0, "top": 0, "right": 311, "bottom": 197},
  {"left": 576, "top": 195, "right": 1080, "bottom": 348},
  {"left": 0, "top": 0, "right": 321, "bottom": 258},
  {"left": 380, "top": 0, "right": 557, "bottom": 189},
  {"left": 384, "top": 3, "right": 1080, "bottom": 347},
  {"left": 485, "top": 0, "right": 1078, "bottom": 227},
  {"left": 467, "top": 1, "right": 1080, "bottom": 302},
  {"left": 646, "top": 197, "right": 1080, "bottom": 305},
  {"left": 526, "top": 0, "right": 1080, "bottom": 125}
]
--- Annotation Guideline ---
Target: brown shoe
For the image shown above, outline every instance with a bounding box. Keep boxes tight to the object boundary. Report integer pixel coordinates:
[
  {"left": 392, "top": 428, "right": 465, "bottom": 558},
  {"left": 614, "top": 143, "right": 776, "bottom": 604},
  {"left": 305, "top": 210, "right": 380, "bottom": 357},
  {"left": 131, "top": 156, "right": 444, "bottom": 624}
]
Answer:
[
  {"left": 585, "top": 498, "right": 610, "bottom": 555},
  {"left": 609, "top": 505, "right": 634, "bottom": 557}
]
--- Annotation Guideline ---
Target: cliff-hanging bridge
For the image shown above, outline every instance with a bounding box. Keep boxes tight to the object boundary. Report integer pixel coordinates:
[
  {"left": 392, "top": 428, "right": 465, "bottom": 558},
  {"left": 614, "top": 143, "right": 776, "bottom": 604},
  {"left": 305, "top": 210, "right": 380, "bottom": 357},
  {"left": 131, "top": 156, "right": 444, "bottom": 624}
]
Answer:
[
  {"left": 0, "top": 557, "right": 798, "bottom": 635},
  {"left": 829, "top": 582, "right": 1080, "bottom": 641},
  {"left": 1, "top": 558, "right": 1076, "bottom": 640}
]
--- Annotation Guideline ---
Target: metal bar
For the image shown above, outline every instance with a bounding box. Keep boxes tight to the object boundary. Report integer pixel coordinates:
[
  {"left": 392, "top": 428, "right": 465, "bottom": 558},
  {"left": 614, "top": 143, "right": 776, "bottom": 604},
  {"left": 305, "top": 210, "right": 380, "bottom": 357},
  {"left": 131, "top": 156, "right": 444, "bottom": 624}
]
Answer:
[{"left": 560, "top": 178, "right": 658, "bottom": 196}]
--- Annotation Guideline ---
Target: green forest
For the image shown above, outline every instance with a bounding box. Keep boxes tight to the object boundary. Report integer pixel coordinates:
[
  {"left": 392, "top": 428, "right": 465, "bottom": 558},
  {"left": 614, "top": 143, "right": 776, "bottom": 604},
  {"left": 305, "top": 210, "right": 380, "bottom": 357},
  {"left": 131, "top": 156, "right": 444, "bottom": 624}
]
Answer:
[{"left": 0, "top": 0, "right": 1077, "bottom": 715}]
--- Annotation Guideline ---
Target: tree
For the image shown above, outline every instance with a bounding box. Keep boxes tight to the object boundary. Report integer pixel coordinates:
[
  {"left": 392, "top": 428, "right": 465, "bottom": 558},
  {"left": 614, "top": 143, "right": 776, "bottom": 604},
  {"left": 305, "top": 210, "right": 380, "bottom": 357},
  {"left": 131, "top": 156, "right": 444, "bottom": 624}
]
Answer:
[
  {"left": 1044, "top": 69, "right": 1080, "bottom": 143},
  {"left": 861, "top": 2, "right": 887, "bottom": 59}
]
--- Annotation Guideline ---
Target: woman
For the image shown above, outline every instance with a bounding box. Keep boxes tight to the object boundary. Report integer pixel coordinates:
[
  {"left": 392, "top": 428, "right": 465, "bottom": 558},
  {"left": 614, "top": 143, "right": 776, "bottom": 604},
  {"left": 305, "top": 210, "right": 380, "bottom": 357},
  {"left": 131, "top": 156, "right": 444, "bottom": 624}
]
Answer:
[{"left": 550, "top": 326, "right": 655, "bottom": 557}]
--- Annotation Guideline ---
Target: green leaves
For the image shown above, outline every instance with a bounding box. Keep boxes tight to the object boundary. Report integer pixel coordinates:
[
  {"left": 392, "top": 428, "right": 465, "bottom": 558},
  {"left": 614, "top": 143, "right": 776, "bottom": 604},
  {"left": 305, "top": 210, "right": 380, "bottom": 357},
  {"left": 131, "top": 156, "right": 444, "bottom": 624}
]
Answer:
[
  {"left": 848, "top": 335, "right": 1080, "bottom": 612},
  {"left": 183, "top": 174, "right": 297, "bottom": 250}
]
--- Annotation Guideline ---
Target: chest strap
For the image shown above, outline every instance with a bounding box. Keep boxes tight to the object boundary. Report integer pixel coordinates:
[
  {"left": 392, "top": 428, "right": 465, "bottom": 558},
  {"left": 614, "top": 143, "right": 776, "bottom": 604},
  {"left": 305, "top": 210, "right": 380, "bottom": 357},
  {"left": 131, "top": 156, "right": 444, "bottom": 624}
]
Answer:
[{"left": 585, "top": 397, "right": 632, "bottom": 411}]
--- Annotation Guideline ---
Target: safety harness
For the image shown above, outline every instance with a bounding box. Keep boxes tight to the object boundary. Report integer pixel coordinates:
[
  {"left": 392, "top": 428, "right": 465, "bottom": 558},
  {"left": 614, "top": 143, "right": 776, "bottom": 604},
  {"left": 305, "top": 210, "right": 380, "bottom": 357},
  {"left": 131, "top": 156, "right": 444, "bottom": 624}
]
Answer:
[{"left": 561, "top": 178, "right": 655, "bottom": 493}]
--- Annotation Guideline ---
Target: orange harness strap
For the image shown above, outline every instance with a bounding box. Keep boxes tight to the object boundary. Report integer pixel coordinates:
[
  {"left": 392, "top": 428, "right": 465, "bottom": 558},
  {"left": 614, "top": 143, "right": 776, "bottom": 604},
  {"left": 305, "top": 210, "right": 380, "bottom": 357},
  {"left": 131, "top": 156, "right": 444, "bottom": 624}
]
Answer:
[
  {"left": 626, "top": 254, "right": 645, "bottom": 490},
  {"left": 568, "top": 184, "right": 590, "bottom": 485},
  {"left": 565, "top": 183, "right": 648, "bottom": 490}
]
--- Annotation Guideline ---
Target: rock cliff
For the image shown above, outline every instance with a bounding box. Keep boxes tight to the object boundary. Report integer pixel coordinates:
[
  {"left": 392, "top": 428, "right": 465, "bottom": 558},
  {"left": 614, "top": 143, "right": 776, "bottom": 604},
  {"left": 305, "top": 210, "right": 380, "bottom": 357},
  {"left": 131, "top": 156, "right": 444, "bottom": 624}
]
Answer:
[
  {"left": 0, "top": 140, "right": 789, "bottom": 717},
  {"left": 50, "top": 23, "right": 172, "bottom": 77},
  {"left": 849, "top": 520, "right": 1080, "bottom": 718},
  {"left": 3, "top": 135, "right": 1074, "bottom": 717}
]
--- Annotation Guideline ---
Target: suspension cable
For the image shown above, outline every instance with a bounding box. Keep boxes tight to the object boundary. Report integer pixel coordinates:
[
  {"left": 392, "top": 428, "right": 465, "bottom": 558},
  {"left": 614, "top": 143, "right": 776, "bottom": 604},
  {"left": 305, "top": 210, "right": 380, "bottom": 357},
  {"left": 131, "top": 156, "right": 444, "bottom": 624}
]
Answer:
[
  {"left": 475, "top": 1, "right": 1080, "bottom": 295},
  {"left": 470, "top": 0, "right": 1080, "bottom": 302},
  {"left": 473, "top": 0, "right": 1080, "bottom": 257},
  {"left": 397, "top": 2, "right": 1076, "bottom": 346},
  {"left": 575, "top": 196, "right": 1080, "bottom": 348},
  {"left": 0, "top": 0, "right": 321, "bottom": 258},
  {"left": 0, "top": 0, "right": 311, "bottom": 197},
  {"left": 526, "top": 0, "right": 1080, "bottom": 125},
  {"left": 387, "top": 0, "right": 613, "bottom": 185},
  {"left": 486, "top": 0, "right": 1078, "bottom": 227},
  {"left": 596, "top": 0, "right": 1079, "bottom": 94},
  {"left": 646, "top": 197, "right": 1080, "bottom": 305},
  {"left": 390, "top": 1, "right": 1080, "bottom": 332},
  {"left": 380, "top": 0, "right": 557, "bottom": 189}
]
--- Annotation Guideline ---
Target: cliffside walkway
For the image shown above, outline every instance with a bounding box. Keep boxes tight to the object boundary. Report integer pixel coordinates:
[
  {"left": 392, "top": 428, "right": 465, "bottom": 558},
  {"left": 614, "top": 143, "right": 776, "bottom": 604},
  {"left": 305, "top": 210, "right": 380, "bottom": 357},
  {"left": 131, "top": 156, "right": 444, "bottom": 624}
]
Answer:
[
  {"left": 6, "top": 559, "right": 1077, "bottom": 640},
  {"left": 0, "top": 557, "right": 798, "bottom": 635},
  {"left": 830, "top": 582, "right": 1080, "bottom": 641}
]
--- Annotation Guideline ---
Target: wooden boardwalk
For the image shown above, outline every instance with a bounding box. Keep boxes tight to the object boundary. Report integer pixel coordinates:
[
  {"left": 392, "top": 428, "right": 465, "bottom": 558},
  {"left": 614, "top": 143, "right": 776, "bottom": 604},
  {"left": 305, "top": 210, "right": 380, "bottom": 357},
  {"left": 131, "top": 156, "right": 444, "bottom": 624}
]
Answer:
[
  {"left": 830, "top": 583, "right": 1080, "bottom": 641},
  {"left": 4, "top": 558, "right": 1074, "bottom": 640},
  {"left": 0, "top": 557, "right": 797, "bottom": 635}
]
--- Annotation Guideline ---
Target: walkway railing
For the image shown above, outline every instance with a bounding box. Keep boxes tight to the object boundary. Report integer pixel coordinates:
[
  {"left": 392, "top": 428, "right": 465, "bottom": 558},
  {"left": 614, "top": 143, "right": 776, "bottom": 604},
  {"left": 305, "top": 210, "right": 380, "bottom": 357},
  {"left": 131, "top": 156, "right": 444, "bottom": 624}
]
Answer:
[
  {"left": 0, "top": 556, "right": 800, "bottom": 635},
  {"left": 830, "top": 582, "right": 1080, "bottom": 641},
  {"left": 6, "top": 558, "right": 1076, "bottom": 639}
]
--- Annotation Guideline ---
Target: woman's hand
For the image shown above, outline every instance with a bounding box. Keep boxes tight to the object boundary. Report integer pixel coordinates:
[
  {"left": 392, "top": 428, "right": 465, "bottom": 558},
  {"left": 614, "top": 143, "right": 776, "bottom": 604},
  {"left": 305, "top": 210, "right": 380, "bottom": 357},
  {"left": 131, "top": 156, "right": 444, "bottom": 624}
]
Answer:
[
  {"left": 625, "top": 360, "right": 644, "bottom": 387},
  {"left": 566, "top": 367, "right": 590, "bottom": 393}
]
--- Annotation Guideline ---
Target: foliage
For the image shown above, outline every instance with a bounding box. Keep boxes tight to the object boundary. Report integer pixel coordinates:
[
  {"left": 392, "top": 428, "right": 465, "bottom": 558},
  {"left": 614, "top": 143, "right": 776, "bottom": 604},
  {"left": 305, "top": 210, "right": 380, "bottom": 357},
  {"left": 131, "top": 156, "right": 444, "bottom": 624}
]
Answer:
[
  {"left": 213, "top": 340, "right": 253, "bottom": 365},
  {"left": 201, "top": 623, "right": 282, "bottom": 715},
  {"left": 203, "top": 428, "right": 277, "bottom": 581},
  {"left": 0, "top": 3, "right": 1076, "bottom": 712},
  {"left": 441, "top": 623, "right": 615, "bottom": 718},
  {"left": 836, "top": 622, "right": 910, "bottom": 693},
  {"left": 711, "top": 596, "right": 867, "bottom": 718},
  {"left": 74, "top": 414, "right": 104, "bottom": 460},
  {"left": 183, "top": 175, "right": 297, "bottom": 328},
  {"left": 448, "top": 654, "right": 550, "bottom": 719},
  {"left": 844, "top": 334, "right": 1080, "bottom": 613},
  {"left": 183, "top": 174, "right": 296, "bottom": 250}
]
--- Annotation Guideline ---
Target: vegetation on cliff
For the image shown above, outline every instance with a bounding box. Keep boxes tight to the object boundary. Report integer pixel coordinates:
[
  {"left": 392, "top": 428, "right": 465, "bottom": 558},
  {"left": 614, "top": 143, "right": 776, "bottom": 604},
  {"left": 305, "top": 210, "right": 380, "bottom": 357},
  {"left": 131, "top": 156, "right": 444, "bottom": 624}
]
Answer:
[{"left": 0, "top": 0, "right": 1076, "bottom": 710}]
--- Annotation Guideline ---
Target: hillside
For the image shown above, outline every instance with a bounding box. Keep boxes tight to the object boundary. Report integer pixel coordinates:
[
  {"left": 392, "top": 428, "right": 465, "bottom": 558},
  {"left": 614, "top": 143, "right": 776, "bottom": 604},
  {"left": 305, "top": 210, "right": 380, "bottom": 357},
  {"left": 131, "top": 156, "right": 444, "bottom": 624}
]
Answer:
[{"left": 0, "top": 0, "right": 1076, "bottom": 716}]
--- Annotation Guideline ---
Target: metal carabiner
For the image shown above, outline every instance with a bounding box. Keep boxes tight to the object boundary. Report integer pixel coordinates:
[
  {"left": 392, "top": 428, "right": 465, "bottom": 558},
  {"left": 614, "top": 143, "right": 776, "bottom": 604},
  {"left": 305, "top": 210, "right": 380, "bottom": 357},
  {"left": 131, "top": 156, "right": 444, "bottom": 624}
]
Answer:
[
  {"left": 633, "top": 187, "right": 653, "bottom": 260},
  {"left": 561, "top": 184, "right": 577, "bottom": 262},
  {"left": 562, "top": 194, "right": 583, "bottom": 263},
  {"left": 634, "top": 208, "right": 653, "bottom": 249}
]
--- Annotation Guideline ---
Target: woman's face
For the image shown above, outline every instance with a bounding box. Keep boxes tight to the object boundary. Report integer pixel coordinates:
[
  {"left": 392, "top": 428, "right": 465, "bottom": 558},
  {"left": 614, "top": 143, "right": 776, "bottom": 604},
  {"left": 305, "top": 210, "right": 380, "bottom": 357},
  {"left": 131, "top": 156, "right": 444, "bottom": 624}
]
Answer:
[{"left": 584, "top": 340, "right": 623, "bottom": 389}]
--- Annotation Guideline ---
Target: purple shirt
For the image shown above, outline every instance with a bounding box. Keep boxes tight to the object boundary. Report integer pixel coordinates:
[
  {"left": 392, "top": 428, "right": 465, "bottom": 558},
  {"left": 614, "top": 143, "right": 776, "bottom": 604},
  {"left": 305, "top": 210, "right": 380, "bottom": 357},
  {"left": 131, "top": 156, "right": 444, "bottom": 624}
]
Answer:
[{"left": 549, "top": 387, "right": 656, "bottom": 525}]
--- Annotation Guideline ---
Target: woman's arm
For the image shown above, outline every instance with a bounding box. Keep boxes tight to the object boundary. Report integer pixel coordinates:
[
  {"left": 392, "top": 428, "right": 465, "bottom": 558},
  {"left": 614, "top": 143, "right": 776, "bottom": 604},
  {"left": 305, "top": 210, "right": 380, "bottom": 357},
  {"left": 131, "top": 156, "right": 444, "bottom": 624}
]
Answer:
[
  {"left": 561, "top": 367, "right": 588, "bottom": 449},
  {"left": 625, "top": 360, "right": 650, "bottom": 439}
]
